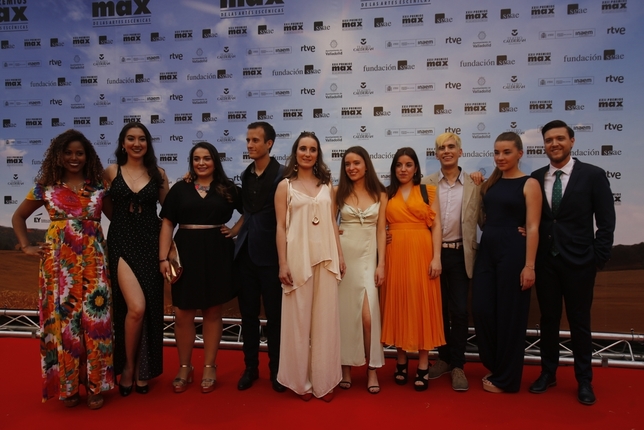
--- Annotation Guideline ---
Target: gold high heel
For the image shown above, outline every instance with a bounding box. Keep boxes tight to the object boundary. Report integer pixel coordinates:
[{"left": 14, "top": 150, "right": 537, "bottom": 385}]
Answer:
[
  {"left": 201, "top": 364, "right": 217, "bottom": 394},
  {"left": 173, "top": 364, "right": 194, "bottom": 393}
]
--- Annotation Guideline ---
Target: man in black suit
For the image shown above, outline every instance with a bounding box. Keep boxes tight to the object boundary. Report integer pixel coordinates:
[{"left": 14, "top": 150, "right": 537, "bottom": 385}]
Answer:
[
  {"left": 528, "top": 120, "right": 615, "bottom": 405},
  {"left": 235, "top": 122, "right": 286, "bottom": 392}
]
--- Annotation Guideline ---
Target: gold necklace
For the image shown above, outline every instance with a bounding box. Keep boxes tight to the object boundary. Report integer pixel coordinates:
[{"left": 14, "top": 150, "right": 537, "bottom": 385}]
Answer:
[
  {"left": 123, "top": 166, "right": 146, "bottom": 183},
  {"left": 295, "top": 179, "right": 321, "bottom": 225}
]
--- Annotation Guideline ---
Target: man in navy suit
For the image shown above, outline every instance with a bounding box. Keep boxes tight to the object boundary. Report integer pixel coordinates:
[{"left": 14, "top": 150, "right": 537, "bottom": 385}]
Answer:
[
  {"left": 528, "top": 120, "right": 615, "bottom": 405},
  {"left": 235, "top": 122, "right": 286, "bottom": 392}
]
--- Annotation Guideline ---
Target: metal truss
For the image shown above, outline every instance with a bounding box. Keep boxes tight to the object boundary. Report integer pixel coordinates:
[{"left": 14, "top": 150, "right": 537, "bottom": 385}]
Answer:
[{"left": 2, "top": 309, "right": 642, "bottom": 368}]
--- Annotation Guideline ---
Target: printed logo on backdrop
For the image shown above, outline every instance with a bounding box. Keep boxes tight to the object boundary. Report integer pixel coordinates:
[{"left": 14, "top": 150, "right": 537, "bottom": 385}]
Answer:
[
  {"left": 464, "top": 103, "right": 487, "bottom": 115},
  {"left": 499, "top": 102, "right": 518, "bottom": 113},
  {"left": 25, "top": 117, "right": 42, "bottom": 128},
  {"left": 123, "top": 115, "right": 141, "bottom": 124},
  {"left": 387, "top": 37, "right": 434, "bottom": 49},
  {"left": 341, "top": 107, "right": 362, "bottom": 119},
  {"left": 373, "top": 106, "right": 391, "bottom": 117},
  {"left": 353, "top": 82, "right": 374, "bottom": 97},
  {"left": 427, "top": 57, "right": 448, "bottom": 70},
  {"left": 24, "top": 38, "right": 41, "bottom": 49},
  {"left": 49, "top": 38, "right": 64, "bottom": 47},
  {"left": 192, "top": 89, "right": 207, "bottom": 104},
  {"left": 353, "top": 126, "right": 374, "bottom": 141},
  {"left": 272, "top": 64, "right": 320, "bottom": 76},
  {"left": 228, "top": 26, "right": 247, "bottom": 37},
  {"left": 426, "top": 148, "right": 436, "bottom": 158},
  {"left": 217, "top": 130, "right": 235, "bottom": 143},
  {"left": 247, "top": 45, "right": 291, "bottom": 55},
  {"left": 325, "top": 126, "right": 342, "bottom": 143},
  {"left": 604, "top": 122, "right": 622, "bottom": 131},
  {"left": 397, "top": 60, "right": 414, "bottom": 70},
  {"left": 602, "top": 145, "right": 622, "bottom": 157},
  {"left": 258, "top": 24, "right": 275, "bottom": 35},
  {"left": 568, "top": 4, "right": 587, "bottom": 14},
  {"left": 227, "top": 111, "right": 245, "bottom": 122},
  {"left": 217, "top": 88, "right": 236, "bottom": 102},
  {"left": 434, "top": 104, "right": 452, "bottom": 115},
  {"left": 99, "top": 116, "right": 114, "bottom": 126},
  {"left": 71, "top": 95, "right": 85, "bottom": 109},
  {"left": 202, "top": 28, "right": 218, "bottom": 39},
  {"left": 159, "top": 71, "right": 178, "bottom": 83},
  {"left": 538, "top": 76, "right": 593, "bottom": 86},
  {"left": 572, "top": 124, "right": 593, "bottom": 132},
  {"left": 8, "top": 174, "right": 24, "bottom": 187},
  {"left": 374, "top": 17, "right": 391, "bottom": 28},
  {"left": 2, "top": 40, "right": 16, "bottom": 49},
  {"left": 0, "top": 2, "right": 28, "bottom": 31},
  {"left": 331, "top": 149, "right": 346, "bottom": 160},
  {"left": 332, "top": 62, "right": 352, "bottom": 74},
  {"left": 247, "top": 88, "right": 290, "bottom": 98},
  {"left": 215, "top": 69, "right": 232, "bottom": 79},
  {"left": 472, "top": 122, "right": 491, "bottom": 139},
  {"left": 94, "top": 134, "right": 112, "bottom": 146},
  {"left": 2, "top": 119, "right": 16, "bottom": 128},
  {"left": 401, "top": 105, "right": 423, "bottom": 117},
  {"left": 123, "top": 33, "right": 141, "bottom": 44},
  {"left": 150, "top": 32, "right": 165, "bottom": 42},
  {"left": 465, "top": 10, "right": 488, "bottom": 23},
  {"left": 325, "top": 83, "right": 342, "bottom": 99},
  {"left": 504, "top": 29, "right": 526, "bottom": 45},
  {"left": 4, "top": 196, "right": 18, "bottom": 205},
  {"left": 91, "top": 0, "right": 152, "bottom": 27},
  {"left": 613, "top": 192, "right": 621, "bottom": 205},
  {"left": 243, "top": 67, "right": 262, "bottom": 78},
  {"left": 402, "top": 14, "right": 424, "bottom": 26},
  {"left": 282, "top": 109, "right": 303, "bottom": 120},
  {"left": 49, "top": 98, "right": 63, "bottom": 107},
  {"left": 500, "top": 8, "right": 520, "bottom": 19},
  {"left": 472, "top": 32, "right": 491, "bottom": 48},
  {"left": 97, "top": 35, "right": 113, "bottom": 45},
  {"left": 300, "top": 87, "right": 315, "bottom": 96},
  {"left": 435, "top": 13, "right": 453, "bottom": 23},
  {"left": 51, "top": 118, "right": 66, "bottom": 127},
  {"left": 73, "top": 36, "right": 91, "bottom": 47},
  {"left": 531, "top": 5, "right": 555, "bottom": 18},
  {"left": 202, "top": 112, "right": 217, "bottom": 122},
  {"left": 4, "top": 59, "right": 41, "bottom": 68},
  {"left": 312, "top": 108, "right": 330, "bottom": 119},
  {"left": 257, "top": 110, "right": 273, "bottom": 120},
  {"left": 361, "top": 0, "right": 431, "bottom": 9},
  {"left": 314, "top": 21, "right": 330, "bottom": 31},
  {"left": 150, "top": 114, "right": 165, "bottom": 124},
  {"left": 218, "top": 46, "right": 237, "bottom": 60},
  {"left": 353, "top": 38, "right": 374, "bottom": 53},
  {"left": 506, "top": 122, "right": 525, "bottom": 135},
  {"left": 565, "top": 100, "right": 585, "bottom": 111},
  {"left": 540, "top": 28, "right": 594, "bottom": 39},
  {"left": 169, "top": 52, "right": 183, "bottom": 61},
  {"left": 5, "top": 78, "right": 21, "bottom": 89},
  {"left": 527, "top": 146, "right": 547, "bottom": 158},
  {"left": 598, "top": 98, "right": 623, "bottom": 111},
  {"left": 74, "top": 116, "right": 92, "bottom": 127},
  {"left": 528, "top": 52, "right": 551, "bottom": 65},
  {"left": 529, "top": 100, "right": 553, "bottom": 113},
  {"left": 601, "top": 0, "right": 627, "bottom": 13},
  {"left": 284, "top": 21, "right": 303, "bottom": 33},
  {"left": 342, "top": 18, "right": 363, "bottom": 30},
  {"left": 159, "top": 154, "right": 178, "bottom": 164},
  {"left": 473, "top": 77, "right": 491, "bottom": 93},
  {"left": 220, "top": 0, "right": 284, "bottom": 18},
  {"left": 192, "top": 48, "right": 207, "bottom": 63}
]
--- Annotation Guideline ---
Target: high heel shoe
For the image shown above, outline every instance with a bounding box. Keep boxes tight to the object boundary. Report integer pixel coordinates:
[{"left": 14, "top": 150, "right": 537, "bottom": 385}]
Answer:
[
  {"left": 414, "top": 368, "right": 429, "bottom": 392},
  {"left": 173, "top": 364, "right": 194, "bottom": 393},
  {"left": 118, "top": 382, "right": 133, "bottom": 397},
  {"left": 394, "top": 360, "right": 408, "bottom": 385},
  {"left": 87, "top": 393, "right": 104, "bottom": 410},
  {"left": 201, "top": 364, "right": 217, "bottom": 394},
  {"left": 135, "top": 382, "right": 149, "bottom": 394},
  {"left": 321, "top": 390, "right": 335, "bottom": 403},
  {"left": 367, "top": 367, "right": 380, "bottom": 394}
]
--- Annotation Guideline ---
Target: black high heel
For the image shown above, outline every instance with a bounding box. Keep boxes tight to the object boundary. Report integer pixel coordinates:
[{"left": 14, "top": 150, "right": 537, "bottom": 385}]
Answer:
[
  {"left": 414, "top": 368, "right": 429, "bottom": 392},
  {"left": 119, "top": 376, "right": 133, "bottom": 397},
  {"left": 135, "top": 382, "right": 149, "bottom": 394},
  {"left": 394, "top": 360, "right": 408, "bottom": 385}
]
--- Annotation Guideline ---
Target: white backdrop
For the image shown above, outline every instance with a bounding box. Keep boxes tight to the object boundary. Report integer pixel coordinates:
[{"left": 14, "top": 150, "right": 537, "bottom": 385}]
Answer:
[{"left": 1, "top": 0, "right": 642, "bottom": 246}]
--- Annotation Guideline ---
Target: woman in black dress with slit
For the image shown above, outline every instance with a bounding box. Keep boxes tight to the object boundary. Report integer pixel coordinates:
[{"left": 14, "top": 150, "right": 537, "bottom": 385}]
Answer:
[
  {"left": 104, "top": 122, "right": 169, "bottom": 395},
  {"left": 159, "top": 142, "right": 243, "bottom": 393}
]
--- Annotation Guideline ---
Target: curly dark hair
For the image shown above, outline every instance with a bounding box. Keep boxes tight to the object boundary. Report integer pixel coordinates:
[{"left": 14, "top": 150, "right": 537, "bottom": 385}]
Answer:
[
  {"left": 35, "top": 129, "right": 104, "bottom": 186},
  {"left": 114, "top": 122, "right": 163, "bottom": 188},
  {"left": 188, "top": 142, "right": 237, "bottom": 202},
  {"left": 387, "top": 147, "right": 422, "bottom": 199},
  {"left": 283, "top": 131, "right": 331, "bottom": 185}
]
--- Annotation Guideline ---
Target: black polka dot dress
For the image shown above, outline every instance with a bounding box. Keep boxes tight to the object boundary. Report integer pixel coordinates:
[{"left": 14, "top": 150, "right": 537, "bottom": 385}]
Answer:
[{"left": 107, "top": 167, "right": 164, "bottom": 381}]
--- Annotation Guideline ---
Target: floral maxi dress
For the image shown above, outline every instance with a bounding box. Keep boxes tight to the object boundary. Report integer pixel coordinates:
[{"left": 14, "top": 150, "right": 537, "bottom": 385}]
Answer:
[{"left": 27, "top": 183, "right": 114, "bottom": 402}]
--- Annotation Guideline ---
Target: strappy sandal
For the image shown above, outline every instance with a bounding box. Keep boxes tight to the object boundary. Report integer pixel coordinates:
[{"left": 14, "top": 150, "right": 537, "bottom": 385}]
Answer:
[
  {"left": 201, "top": 364, "right": 217, "bottom": 394},
  {"left": 62, "top": 393, "right": 80, "bottom": 408},
  {"left": 414, "top": 368, "right": 429, "bottom": 392},
  {"left": 87, "top": 393, "right": 104, "bottom": 410},
  {"left": 173, "top": 364, "right": 194, "bottom": 393},
  {"left": 367, "top": 367, "right": 380, "bottom": 394},
  {"left": 394, "top": 360, "right": 408, "bottom": 385}
]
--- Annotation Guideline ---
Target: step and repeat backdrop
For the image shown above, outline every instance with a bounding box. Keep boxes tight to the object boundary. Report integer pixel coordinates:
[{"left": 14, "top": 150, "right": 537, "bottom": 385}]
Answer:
[{"left": 1, "top": 0, "right": 642, "bottom": 330}]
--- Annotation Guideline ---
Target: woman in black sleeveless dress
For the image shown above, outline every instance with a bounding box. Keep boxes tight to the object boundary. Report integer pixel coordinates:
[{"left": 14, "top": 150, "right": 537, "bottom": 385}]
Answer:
[
  {"left": 104, "top": 122, "right": 169, "bottom": 395},
  {"left": 472, "top": 132, "right": 542, "bottom": 393}
]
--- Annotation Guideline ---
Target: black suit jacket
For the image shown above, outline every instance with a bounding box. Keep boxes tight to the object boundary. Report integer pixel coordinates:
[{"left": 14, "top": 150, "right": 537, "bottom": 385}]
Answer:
[
  {"left": 531, "top": 158, "right": 615, "bottom": 268},
  {"left": 234, "top": 158, "right": 285, "bottom": 266}
]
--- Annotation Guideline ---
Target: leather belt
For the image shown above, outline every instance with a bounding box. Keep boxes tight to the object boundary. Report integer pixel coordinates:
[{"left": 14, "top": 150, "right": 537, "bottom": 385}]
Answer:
[
  {"left": 179, "top": 224, "right": 223, "bottom": 229},
  {"left": 442, "top": 241, "right": 463, "bottom": 249}
]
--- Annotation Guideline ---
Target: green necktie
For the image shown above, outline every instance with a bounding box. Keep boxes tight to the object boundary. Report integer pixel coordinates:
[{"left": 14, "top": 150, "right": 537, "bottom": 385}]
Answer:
[{"left": 551, "top": 170, "right": 563, "bottom": 214}]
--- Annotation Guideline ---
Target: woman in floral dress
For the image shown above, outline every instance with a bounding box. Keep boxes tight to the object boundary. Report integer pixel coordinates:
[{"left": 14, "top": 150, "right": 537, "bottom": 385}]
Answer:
[{"left": 12, "top": 129, "right": 114, "bottom": 409}]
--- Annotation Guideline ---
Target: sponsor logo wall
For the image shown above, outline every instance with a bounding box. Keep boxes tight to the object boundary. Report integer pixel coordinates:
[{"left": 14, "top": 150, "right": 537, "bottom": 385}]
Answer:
[{"left": 1, "top": 2, "right": 641, "bottom": 272}]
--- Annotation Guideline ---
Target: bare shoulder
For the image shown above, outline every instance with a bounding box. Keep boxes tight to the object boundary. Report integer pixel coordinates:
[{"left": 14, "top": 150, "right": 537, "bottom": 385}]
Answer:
[{"left": 104, "top": 163, "right": 118, "bottom": 181}]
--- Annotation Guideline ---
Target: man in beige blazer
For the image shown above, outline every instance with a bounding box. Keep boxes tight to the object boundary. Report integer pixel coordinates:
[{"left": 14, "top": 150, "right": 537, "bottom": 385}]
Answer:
[{"left": 423, "top": 132, "right": 481, "bottom": 391}]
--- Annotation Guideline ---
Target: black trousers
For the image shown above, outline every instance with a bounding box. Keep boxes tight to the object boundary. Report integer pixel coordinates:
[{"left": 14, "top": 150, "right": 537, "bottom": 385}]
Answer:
[
  {"left": 236, "top": 243, "right": 282, "bottom": 375},
  {"left": 436, "top": 248, "right": 470, "bottom": 369},
  {"left": 535, "top": 252, "right": 596, "bottom": 384}
]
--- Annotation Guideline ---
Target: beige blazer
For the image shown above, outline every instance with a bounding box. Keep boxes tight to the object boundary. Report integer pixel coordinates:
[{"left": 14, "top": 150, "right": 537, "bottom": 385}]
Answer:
[{"left": 422, "top": 170, "right": 481, "bottom": 278}]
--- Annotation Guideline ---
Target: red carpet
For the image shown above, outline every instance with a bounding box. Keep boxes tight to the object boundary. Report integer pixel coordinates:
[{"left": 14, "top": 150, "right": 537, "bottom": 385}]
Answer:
[{"left": 1, "top": 338, "right": 641, "bottom": 429}]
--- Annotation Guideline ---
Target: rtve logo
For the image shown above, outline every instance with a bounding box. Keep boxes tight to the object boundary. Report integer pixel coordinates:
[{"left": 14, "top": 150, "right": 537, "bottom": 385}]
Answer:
[{"left": 91, "top": 0, "right": 151, "bottom": 17}]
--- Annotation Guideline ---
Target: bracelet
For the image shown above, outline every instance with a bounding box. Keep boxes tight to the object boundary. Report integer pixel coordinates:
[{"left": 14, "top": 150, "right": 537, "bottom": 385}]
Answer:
[
  {"left": 525, "top": 265, "right": 535, "bottom": 270},
  {"left": 159, "top": 258, "right": 168, "bottom": 263}
]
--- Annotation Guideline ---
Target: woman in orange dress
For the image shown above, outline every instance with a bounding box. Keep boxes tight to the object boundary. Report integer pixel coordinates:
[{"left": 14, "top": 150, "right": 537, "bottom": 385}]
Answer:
[{"left": 380, "top": 147, "right": 445, "bottom": 391}]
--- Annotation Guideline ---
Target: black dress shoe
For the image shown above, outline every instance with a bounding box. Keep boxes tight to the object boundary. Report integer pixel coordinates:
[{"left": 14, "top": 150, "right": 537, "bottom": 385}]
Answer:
[
  {"left": 135, "top": 383, "right": 149, "bottom": 394},
  {"left": 237, "top": 368, "right": 259, "bottom": 391},
  {"left": 578, "top": 382, "right": 596, "bottom": 405},
  {"left": 529, "top": 373, "right": 557, "bottom": 394},
  {"left": 119, "top": 383, "right": 133, "bottom": 397},
  {"left": 271, "top": 375, "right": 286, "bottom": 393}
]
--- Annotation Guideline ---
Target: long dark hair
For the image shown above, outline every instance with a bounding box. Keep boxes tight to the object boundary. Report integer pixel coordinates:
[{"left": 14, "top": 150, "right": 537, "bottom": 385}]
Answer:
[
  {"left": 283, "top": 131, "right": 331, "bottom": 185},
  {"left": 114, "top": 122, "right": 163, "bottom": 188},
  {"left": 188, "top": 142, "right": 236, "bottom": 202},
  {"left": 480, "top": 132, "right": 523, "bottom": 196},
  {"left": 387, "top": 147, "right": 422, "bottom": 199},
  {"left": 335, "top": 146, "right": 385, "bottom": 208},
  {"left": 36, "top": 129, "right": 104, "bottom": 186}
]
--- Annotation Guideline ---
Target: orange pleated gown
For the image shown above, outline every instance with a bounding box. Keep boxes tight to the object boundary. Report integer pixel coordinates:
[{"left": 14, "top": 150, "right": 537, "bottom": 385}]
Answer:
[{"left": 380, "top": 185, "right": 445, "bottom": 352}]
